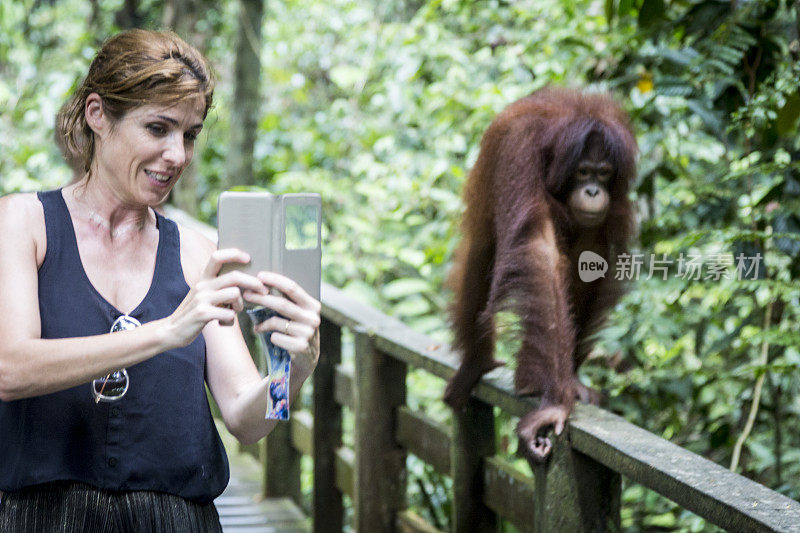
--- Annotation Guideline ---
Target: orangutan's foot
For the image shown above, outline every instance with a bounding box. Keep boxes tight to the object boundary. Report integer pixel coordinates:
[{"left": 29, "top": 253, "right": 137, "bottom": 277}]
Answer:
[{"left": 516, "top": 404, "right": 570, "bottom": 464}]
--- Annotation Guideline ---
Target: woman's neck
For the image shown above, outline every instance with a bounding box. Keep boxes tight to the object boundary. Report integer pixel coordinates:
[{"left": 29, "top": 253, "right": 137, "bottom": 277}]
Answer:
[{"left": 66, "top": 178, "right": 152, "bottom": 241}]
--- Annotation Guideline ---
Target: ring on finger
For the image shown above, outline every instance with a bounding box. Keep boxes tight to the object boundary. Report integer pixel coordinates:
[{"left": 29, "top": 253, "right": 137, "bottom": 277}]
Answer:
[{"left": 284, "top": 320, "right": 291, "bottom": 335}]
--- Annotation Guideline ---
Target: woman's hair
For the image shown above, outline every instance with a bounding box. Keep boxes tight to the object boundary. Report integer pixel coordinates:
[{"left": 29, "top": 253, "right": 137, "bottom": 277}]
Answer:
[{"left": 56, "top": 29, "right": 215, "bottom": 174}]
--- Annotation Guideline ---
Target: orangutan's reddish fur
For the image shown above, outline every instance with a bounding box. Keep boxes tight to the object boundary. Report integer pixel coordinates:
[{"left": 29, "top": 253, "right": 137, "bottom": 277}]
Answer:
[{"left": 444, "top": 87, "right": 637, "bottom": 459}]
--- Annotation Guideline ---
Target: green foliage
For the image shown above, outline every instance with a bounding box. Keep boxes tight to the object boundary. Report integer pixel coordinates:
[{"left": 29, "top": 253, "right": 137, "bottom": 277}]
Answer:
[
  {"left": 586, "top": 0, "right": 800, "bottom": 526},
  {"left": 0, "top": 0, "right": 93, "bottom": 192},
  {"left": 2, "top": 0, "right": 799, "bottom": 530}
]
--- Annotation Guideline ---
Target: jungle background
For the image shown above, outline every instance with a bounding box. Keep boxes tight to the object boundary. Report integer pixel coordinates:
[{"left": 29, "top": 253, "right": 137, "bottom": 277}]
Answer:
[{"left": 1, "top": 0, "right": 799, "bottom": 530}]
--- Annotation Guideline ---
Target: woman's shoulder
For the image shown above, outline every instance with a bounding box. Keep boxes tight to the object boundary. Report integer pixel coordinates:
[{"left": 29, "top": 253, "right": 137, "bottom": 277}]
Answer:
[
  {"left": 0, "top": 192, "right": 45, "bottom": 231},
  {"left": 0, "top": 191, "right": 43, "bottom": 214},
  {"left": 0, "top": 192, "right": 47, "bottom": 264},
  {"left": 175, "top": 219, "right": 216, "bottom": 285}
]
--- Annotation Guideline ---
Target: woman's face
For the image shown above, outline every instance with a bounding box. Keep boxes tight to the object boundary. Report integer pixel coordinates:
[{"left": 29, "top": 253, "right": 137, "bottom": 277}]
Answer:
[{"left": 91, "top": 96, "right": 205, "bottom": 206}]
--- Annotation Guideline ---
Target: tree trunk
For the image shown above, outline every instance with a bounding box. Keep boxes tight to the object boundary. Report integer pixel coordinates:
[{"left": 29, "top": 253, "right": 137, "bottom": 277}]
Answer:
[
  {"left": 114, "top": 0, "right": 143, "bottom": 29},
  {"left": 226, "top": 0, "right": 264, "bottom": 187}
]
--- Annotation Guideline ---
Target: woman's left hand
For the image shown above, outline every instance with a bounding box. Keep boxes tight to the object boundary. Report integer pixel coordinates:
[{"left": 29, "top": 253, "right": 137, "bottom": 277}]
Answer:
[{"left": 242, "top": 272, "right": 321, "bottom": 378}]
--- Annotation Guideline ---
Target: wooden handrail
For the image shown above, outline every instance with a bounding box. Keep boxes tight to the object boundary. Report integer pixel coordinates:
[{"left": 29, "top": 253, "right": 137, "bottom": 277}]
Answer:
[
  {"left": 321, "top": 282, "right": 800, "bottom": 532},
  {"left": 168, "top": 207, "right": 800, "bottom": 532}
]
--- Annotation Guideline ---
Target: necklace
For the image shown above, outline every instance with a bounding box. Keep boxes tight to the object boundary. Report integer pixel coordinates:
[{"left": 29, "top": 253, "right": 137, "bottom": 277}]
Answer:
[
  {"left": 87, "top": 210, "right": 145, "bottom": 239},
  {"left": 70, "top": 187, "right": 148, "bottom": 239}
]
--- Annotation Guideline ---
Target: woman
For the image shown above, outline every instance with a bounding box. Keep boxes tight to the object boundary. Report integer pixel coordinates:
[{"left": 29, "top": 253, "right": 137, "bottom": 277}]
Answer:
[{"left": 0, "top": 29, "right": 320, "bottom": 531}]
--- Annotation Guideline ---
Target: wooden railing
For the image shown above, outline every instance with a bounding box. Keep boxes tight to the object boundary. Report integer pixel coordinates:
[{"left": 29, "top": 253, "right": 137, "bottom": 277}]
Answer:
[{"left": 168, "top": 208, "right": 800, "bottom": 532}]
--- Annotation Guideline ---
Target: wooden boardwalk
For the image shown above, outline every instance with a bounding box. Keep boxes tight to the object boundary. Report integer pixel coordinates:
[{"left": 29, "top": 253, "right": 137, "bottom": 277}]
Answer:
[{"left": 215, "top": 425, "right": 310, "bottom": 533}]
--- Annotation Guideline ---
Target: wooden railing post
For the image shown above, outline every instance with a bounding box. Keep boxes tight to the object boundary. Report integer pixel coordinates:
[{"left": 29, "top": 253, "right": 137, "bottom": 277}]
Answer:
[
  {"left": 313, "top": 317, "right": 344, "bottom": 532},
  {"left": 263, "top": 412, "right": 301, "bottom": 502},
  {"left": 240, "top": 307, "right": 300, "bottom": 501},
  {"left": 533, "top": 433, "right": 621, "bottom": 532},
  {"left": 451, "top": 398, "right": 498, "bottom": 533},
  {"left": 353, "top": 327, "right": 407, "bottom": 532},
  {"left": 261, "top": 319, "right": 300, "bottom": 501},
  {"left": 238, "top": 311, "right": 262, "bottom": 460}
]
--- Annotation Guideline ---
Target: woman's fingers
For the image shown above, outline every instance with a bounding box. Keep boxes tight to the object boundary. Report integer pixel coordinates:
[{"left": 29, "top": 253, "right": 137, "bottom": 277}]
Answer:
[
  {"left": 251, "top": 314, "right": 314, "bottom": 339},
  {"left": 209, "top": 286, "right": 245, "bottom": 313},
  {"left": 205, "top": 305, "right": 238, "bottom": 327},
  {"left": 171, "top": 252, "right": 265, "bottom": 340},
  {"left": 241, "top": 274, "right": 320, "bottom": 364},
  {"left": 207, "top": 269, "right": 267, "bottom": 295},
  {"left": 233, "top": 271, "right": 321, "bottom": 365},
  {"left": 195, "top": 254, "right": 266, "bottom": 327},
  {"left": 246, "top": 306, "right": 317, "bottom": 343},
  {"left": 256, "top": 272, "right": 321, "bottom": 312},
  {"left": 202, "top": 248, "right": 251, "bottom": 279},
  {"left": 242, "top": 292, "right": 303, "bottom": 320},
  {"left": 268, "top": 331, "right": 312, "bottom": 354},
  {"left": 243, "top": 292, "right": 319, "bottom": 327},
  {"left": 272, "top": 328, "right": 321, "bottom": 378}
]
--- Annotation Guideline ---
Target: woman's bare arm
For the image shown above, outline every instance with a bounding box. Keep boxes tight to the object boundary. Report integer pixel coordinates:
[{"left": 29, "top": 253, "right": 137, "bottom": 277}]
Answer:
[{"left": 180, "top": 229, "right": 321, "bottom": 444}]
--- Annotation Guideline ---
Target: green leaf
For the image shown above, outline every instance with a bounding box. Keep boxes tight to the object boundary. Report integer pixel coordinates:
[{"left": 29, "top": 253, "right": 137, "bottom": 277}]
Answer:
[
  {"left": 605, "top": 0, "right": 616, "bottom": 25},
  {"left": 637, "top": 0, "right": 664, "bottom": 28},
  {"left": 329, "top": 64, "right": 367, "bottom": 91},
  {"left": 394, "top": 295, "right": 432, "bottom": 317},
  {"left": 776, "top": 92, "right": 800, "bottom": 136},
  {"left": 382, "top": 278, "right": 432, "bottom": 300},
  {"left": 687, "top": 99, "right": 723, "bottom": 135}
]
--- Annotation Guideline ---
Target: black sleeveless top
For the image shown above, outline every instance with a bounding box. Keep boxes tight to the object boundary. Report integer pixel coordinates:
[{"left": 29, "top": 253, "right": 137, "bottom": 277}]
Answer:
[{"left": 0, "top": 189, "right": 229, "bottom": 504}]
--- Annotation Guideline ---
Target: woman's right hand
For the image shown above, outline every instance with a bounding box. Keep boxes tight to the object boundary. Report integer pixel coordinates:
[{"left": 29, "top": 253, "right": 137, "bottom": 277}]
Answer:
[{"left": 166, "top": 248, "right": 267, "bottom": 348}]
